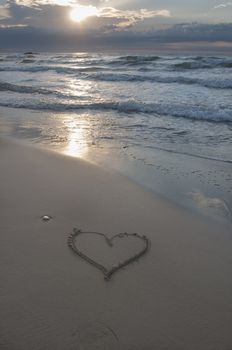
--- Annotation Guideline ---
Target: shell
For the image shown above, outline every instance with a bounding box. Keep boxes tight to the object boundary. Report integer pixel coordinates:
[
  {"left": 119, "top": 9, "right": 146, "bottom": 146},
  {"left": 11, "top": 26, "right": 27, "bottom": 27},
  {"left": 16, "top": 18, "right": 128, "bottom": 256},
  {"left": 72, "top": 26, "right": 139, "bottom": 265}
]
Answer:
[{"left": 41, "top": 215, "right": 52, "bottom": 221}]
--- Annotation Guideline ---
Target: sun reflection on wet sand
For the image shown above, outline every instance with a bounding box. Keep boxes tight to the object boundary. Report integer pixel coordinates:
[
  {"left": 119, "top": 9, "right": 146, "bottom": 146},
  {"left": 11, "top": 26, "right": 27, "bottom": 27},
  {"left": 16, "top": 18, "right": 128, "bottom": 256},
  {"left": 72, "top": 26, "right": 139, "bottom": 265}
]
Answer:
[{"left": 62, "top": 117, "right": 90, "bottom": 158}]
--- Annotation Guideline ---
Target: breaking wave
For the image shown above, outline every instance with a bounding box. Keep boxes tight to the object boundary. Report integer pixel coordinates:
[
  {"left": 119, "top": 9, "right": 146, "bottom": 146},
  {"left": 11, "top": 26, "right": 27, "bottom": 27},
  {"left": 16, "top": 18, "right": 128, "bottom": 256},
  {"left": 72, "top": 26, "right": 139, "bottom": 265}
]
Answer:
[
  {"left": 0, "top": 65, "right": 106, "bottom": 74},
  {"left": 114, "top": 55, "right": 161, "bottom": 65},
  {"left": 0, "top": 99, "right": 231, "bottom": 123},
  {"left": 0, "top": 81, "right": 52, "bottom": 95},
  {"left": 1, "top": 64, "right": 231, "bottom": 89},
  {"left": 172, "top": 59, "right": 232, "bottom": 70},
  {"left": 85, "top": 72, "right": 232, "bottom": 89}
]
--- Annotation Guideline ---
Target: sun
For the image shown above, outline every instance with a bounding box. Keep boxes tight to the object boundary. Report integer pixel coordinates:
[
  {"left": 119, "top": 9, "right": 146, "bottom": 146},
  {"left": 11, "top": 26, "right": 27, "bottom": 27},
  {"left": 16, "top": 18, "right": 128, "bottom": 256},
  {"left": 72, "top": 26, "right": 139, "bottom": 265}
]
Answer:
[{"left": 70, "top": 5, "right": 99, "bottom": 23}]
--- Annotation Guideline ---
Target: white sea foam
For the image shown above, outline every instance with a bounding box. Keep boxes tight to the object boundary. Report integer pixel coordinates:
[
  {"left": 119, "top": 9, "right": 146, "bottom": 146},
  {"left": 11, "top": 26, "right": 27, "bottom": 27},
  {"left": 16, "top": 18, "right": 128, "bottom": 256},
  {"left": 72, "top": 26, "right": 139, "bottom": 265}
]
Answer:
[{"left": 0, "top": 99, "right": 231, "bottom": 123}]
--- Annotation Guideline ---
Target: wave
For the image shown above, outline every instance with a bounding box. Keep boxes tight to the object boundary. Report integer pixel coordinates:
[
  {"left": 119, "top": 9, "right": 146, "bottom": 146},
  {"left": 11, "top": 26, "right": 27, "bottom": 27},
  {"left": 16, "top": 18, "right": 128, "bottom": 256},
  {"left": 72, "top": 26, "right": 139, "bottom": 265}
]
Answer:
[
  {"left": 84, "top": 72, "right": 232, "bottom": 89},
  {"left": 113, "top": 55, "right": 161, "bottom": 65},
  {"left": 20, "top": 59, "right": 36, "bottom": 64},
  {"left": 0, "top": 65, "right": 70, "bottom": 74},
  {"left": 2, "top": 65, "right": 231, "bottom": 89},
  {"left": 0, "top": 81, "right": 90, "bottom": 101},
  {"left": 0, "top": 64, "right": 108, "bottom": 74},
  {"left": 174, "top": 62, "right": 211, "bottom": 70},
  {"left": 221, "top": 62, "right": 232, "bottom": 68},
  {"left": 173, "top": 59, "right": 232, "bottom": 70},
  {"left": 23, "top": 51, "right": 38, "bottom": 55},
  {"left": 1, "top": 100, "right": 231, "bottom": 123},
  {"left": 1, "top": 54, "right": 231, "bottom": 67},
  {"left": 0, "top": 81, "right": 53, "bottom": 95}
]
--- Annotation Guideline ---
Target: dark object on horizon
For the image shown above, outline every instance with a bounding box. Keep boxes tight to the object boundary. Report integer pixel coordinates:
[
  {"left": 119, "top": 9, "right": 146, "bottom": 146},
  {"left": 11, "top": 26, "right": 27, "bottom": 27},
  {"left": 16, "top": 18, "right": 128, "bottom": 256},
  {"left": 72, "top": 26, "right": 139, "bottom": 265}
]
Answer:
[{"left": 24, "top": 51, "right": 38, "bottom": 55}]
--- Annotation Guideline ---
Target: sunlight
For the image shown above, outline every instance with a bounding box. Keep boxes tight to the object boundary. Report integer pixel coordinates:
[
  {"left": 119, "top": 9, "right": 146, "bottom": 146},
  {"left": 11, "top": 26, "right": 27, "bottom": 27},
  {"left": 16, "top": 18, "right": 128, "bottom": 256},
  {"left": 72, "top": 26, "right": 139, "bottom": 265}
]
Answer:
[
  {"left": 63, "top": 118, "right": 89, "bottom": 158},
  {"left": 69, "top": 5, "right": 99, "bottom": 23}
]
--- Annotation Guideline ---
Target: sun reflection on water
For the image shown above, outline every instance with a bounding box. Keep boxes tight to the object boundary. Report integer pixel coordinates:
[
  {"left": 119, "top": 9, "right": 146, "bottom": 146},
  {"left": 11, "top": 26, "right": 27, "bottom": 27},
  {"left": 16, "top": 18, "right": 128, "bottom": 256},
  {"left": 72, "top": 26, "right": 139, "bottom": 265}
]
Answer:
[{"left": 64, "top": 78, "right": 96, "bottom": 98}]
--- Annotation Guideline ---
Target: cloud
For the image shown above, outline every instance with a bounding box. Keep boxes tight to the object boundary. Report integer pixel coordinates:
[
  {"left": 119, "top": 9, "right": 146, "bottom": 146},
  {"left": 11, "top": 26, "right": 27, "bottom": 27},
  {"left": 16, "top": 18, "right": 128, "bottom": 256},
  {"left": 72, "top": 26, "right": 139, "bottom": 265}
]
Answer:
[
  {"left": 98, "top": 7, "right": 170, "bottom": 28},
  {"left": 14, "top": 0, "right": 108, "bottom": 5},
  {"left": 0, "top": 4, "right": 10, "bottom": 19},
  {"left": 15, "top": 0, "right": 75, "bottom": 7},
  {"left": 1, "top": 0, "right": 171, "bottom": 30},
  {"left": 152, "top": 22, "right": 232, "bottom": 42},
  {"left": 1, "top": 21, "right": 231, "bottom": 52},
  {"left": 0, "top": 1, "right": 75, "bottom": 28},
  {"left": 0, "top": 0, "right": 231, "bottom": 52},
  {"left": 214, "top": 2, "right": 232, "bottom": 8},
  {"left": 0, "top": 23, "right": 26, "bottom": 27}
]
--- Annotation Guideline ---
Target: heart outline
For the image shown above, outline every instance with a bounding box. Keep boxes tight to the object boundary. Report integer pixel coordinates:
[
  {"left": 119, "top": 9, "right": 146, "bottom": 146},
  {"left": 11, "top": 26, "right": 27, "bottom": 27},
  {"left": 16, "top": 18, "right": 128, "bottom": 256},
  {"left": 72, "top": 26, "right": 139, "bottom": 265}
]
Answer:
[{"left": 67, "top": 228, "right": 150, "bottom": 281}]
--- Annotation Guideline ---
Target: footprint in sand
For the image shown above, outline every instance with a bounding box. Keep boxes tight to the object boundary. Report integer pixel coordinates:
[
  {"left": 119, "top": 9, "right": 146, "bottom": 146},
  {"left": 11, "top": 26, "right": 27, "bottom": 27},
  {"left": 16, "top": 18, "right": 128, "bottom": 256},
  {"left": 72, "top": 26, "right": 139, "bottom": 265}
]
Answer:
[{"left": 71, "top": 322, "right": 119, "bottom": 350}]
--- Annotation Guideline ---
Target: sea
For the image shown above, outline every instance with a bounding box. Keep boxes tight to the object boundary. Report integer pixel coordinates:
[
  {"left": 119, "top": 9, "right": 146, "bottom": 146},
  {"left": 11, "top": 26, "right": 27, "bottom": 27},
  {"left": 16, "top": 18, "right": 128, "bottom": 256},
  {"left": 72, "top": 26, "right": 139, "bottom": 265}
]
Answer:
[{"left": 0, "top": 52, "right": 232, "bottom": 223}]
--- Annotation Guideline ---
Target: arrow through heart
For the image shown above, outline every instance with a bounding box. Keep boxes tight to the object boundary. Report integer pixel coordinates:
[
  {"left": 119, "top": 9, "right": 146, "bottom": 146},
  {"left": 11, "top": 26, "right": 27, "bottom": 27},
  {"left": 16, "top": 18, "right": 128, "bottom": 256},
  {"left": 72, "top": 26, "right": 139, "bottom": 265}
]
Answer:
[{"left": 67, "top": 228, "right": 150, "bottom": 281}]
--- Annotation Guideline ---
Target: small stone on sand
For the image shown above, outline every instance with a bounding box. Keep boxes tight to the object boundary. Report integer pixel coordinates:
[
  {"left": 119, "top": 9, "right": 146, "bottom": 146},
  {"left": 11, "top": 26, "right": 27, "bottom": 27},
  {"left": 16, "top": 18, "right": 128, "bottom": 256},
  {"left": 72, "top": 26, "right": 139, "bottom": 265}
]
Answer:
[{"left": 42, "top": 215, "right": 52, "bottom": 221}]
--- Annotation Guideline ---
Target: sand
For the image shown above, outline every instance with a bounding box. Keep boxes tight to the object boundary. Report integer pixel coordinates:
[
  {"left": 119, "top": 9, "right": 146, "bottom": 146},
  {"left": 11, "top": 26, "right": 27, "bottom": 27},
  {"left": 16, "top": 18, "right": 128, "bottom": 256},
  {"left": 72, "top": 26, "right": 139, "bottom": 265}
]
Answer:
[{"left": 0, "top": 138, "right": 232, "bottom": 350}]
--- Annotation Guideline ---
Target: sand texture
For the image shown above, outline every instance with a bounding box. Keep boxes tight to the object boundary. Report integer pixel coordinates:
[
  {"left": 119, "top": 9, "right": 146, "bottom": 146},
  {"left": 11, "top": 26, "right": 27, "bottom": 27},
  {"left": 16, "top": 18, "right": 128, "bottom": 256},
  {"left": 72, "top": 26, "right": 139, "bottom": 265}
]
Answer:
[{"left": 0, "top": 139, "right": 232, "bottom": 350}]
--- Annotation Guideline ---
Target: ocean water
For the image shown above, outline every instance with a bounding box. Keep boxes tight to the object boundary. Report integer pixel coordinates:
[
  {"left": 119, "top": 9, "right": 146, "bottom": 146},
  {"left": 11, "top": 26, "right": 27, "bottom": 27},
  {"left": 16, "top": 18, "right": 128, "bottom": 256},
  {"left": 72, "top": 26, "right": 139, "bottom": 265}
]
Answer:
[{"left": 0, "top": 52, "right": 232, "bottom": 222}]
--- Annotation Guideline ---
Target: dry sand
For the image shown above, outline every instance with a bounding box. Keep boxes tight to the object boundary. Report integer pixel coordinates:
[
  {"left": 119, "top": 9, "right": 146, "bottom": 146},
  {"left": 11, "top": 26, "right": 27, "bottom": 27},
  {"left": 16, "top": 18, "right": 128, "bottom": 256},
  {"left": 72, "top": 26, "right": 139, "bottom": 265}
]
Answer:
[{"left": 0, "top": 138, "right": 232, "bottom": 350}]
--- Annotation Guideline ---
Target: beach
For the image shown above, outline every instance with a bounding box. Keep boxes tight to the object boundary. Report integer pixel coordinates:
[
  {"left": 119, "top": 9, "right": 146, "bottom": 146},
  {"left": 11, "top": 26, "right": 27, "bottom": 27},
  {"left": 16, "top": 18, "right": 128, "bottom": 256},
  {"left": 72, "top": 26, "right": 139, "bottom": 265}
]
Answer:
[{"left": 0, "top": 138, "right": 232, "bottom": 350}]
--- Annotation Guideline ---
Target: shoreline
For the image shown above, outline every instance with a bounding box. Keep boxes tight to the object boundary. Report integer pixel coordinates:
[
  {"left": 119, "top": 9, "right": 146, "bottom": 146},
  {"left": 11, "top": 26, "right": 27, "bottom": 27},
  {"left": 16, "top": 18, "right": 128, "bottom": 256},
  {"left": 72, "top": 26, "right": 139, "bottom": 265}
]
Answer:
[
  {"left": 3, "top": 135, "right": 232, "bottom": 227},
  {"left": 1, "top": 138, "right": 232, "bottom": 349},
  {"left": 0, "top": 105, "right": 231, "bottom": 226}
]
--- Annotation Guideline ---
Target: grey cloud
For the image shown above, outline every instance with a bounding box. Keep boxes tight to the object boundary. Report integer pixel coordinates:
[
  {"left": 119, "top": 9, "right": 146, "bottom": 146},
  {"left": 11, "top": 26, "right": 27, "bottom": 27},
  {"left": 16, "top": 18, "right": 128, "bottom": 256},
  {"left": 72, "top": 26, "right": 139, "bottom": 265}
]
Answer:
[
  {"left": 0, "top": 1, "right": 75, "bottom": 28},
  {"left": 98, "top": 7, "right": 170, "bottom": 28},
  {"left": 1, "top": 22, "right": 232, "bottom": 51},
  {"left": 153, "top": 22, "right": 232, "bottom": 42},
  {"left": 1, "top": 0, "right": 171, "bottom": 30},
  {"left": 77, "top": 0, "right": 108, "bottom": 6},
  {"left": 3, "top": 0, "right": 170, "bottom": 28},
  {"left": 214, "top": 2, "right": 232, "bottom": 8},
  {"left": 0, "top": 0, "right": 231, "bottom": 51}
]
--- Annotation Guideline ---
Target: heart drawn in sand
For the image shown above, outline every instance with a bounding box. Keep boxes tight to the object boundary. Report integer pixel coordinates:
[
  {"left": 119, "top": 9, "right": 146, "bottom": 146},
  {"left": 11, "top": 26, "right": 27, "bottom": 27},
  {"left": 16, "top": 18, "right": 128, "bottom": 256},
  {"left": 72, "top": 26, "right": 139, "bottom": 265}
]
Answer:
[{"left": 67, "top": 228, "right": 150, "bottom": 281}]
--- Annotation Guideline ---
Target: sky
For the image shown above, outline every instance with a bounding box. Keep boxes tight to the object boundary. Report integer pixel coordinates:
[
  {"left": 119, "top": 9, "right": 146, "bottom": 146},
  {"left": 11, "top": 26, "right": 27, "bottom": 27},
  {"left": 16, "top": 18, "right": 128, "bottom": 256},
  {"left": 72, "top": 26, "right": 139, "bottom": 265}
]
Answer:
[{"left": 0, "top": 0, "right": 232, "bottom": 51}]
